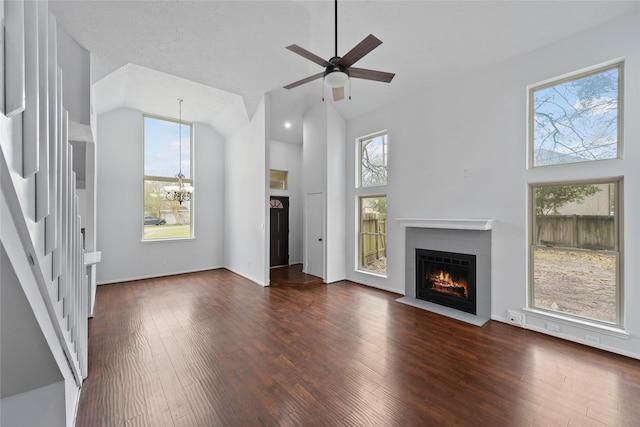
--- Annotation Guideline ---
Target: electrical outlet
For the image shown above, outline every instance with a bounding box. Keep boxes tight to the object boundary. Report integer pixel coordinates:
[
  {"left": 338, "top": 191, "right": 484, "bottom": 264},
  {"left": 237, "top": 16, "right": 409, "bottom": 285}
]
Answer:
[
  {"left": 507, "top": 310, "right": 524, "bottom": 327},
  {"left": 585, "top": 335, "right": 601, "bottom": 345}
]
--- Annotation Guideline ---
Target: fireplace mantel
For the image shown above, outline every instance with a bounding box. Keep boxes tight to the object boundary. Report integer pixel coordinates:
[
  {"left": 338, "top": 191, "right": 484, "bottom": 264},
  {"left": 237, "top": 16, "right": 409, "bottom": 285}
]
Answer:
[
  {"left": 396, "top": 218, "right": 494, "bottom": 231},
  {"left": 399, "top": 225, "right": 493, "bottom": 326}
]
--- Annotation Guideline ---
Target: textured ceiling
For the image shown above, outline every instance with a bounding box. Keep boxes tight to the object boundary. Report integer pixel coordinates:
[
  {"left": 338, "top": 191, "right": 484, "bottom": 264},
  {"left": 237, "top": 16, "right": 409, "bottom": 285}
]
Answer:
[
  {"left": 49, "top": 1, "right": 640, "bottom": 144},
  {"left": 92, "top": 64, "right": 248, "bottom": 138}
]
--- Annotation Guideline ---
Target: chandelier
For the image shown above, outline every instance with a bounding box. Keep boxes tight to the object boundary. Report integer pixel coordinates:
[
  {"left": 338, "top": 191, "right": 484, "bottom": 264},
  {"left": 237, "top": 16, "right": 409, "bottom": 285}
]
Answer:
[{"left": 165, "top": 99, "right": 193, "bottom": 205}]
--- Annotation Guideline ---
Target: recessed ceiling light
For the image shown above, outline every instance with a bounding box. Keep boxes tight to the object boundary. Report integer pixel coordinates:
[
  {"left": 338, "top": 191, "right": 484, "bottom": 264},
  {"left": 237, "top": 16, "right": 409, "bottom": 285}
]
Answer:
[{"left": 284, "top": 122, "right": 292, "bottom": 128}]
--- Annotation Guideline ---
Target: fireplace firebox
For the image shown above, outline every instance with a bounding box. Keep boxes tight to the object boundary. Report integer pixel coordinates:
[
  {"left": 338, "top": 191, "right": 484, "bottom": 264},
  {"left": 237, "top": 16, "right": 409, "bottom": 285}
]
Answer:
[{"left": 416, "top": 249, "right": 476, "bottom": 314}]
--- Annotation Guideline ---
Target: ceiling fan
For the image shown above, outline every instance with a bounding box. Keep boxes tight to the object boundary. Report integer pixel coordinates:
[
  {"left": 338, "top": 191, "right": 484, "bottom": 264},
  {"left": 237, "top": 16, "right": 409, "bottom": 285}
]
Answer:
[{"left": 283, "top": 0, "right": 395, "bottom": 102}]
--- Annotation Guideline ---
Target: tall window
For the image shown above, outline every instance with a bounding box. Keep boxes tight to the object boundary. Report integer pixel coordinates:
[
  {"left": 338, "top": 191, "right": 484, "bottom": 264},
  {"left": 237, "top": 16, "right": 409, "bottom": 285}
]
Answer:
[
  {"left": 359, "top": 196, "right": 387, "bottom": 275},
  {"left": 143, "top": 115, "right": 193, "bottom": 241},
  {"left": 530, "top": 181, "right": 621, "bottom": 326},
  {"left": 356, "top": 131, "right": 388, "bottom": 275},
  {"left": 530, "top": 63, "right": 621, "bottom": 167}
]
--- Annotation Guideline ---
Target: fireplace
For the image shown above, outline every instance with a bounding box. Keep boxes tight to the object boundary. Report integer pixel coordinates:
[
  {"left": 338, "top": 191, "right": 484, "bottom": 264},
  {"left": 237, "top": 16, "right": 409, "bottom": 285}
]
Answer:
[{"left": 416, "top": 249, "right": 476, "bottom": 315}]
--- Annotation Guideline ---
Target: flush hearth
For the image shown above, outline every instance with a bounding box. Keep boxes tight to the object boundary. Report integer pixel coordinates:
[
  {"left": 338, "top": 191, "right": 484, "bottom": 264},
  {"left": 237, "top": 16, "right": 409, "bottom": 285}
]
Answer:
[{"left": 416, "top": 249, "right": 476, "bottom": 315}]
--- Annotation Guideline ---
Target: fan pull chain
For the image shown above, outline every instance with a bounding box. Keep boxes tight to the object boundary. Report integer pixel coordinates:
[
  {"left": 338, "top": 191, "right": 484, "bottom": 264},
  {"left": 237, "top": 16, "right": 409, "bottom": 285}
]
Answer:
[
  {"left": 322, "top": 77, "right": 325, "bottom": 102},
  {"left": 349, "top": 77, "right": 352, "bottom": 100}
]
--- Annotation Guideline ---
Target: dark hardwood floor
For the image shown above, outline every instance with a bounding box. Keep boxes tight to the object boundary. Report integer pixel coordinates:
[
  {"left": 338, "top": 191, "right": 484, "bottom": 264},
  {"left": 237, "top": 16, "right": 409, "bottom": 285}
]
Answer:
[{"left": 76, "top": 267, "right": 640, "bottom": 426}]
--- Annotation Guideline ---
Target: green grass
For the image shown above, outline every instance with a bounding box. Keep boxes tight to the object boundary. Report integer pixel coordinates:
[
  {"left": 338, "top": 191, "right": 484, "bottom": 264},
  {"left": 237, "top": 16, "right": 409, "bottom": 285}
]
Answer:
[{"left": 143, "top": 224, "right": 191, "bottom": 240}]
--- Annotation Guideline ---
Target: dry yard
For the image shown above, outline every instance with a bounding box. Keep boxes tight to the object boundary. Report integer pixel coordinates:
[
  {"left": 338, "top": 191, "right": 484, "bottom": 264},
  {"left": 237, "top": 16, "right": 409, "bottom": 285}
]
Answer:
[
  {"left": 363, "top": 256, "right": 387, "bottom": 274},
  {"left": 533, "top": 248, "right": 617, "bottom": 324}
]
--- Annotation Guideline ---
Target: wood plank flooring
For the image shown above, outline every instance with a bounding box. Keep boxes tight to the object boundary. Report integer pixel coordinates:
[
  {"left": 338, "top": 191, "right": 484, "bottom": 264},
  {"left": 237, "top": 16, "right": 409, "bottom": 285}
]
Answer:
[{"left": 76, "top": 267, "right": 640, "bottom": 426}]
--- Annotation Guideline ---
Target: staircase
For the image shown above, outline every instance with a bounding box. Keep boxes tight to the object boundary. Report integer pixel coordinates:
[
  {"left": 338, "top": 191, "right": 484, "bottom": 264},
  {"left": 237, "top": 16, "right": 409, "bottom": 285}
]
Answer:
[{"left": 1, "top": 1, "right": 94, "bottom": 425}]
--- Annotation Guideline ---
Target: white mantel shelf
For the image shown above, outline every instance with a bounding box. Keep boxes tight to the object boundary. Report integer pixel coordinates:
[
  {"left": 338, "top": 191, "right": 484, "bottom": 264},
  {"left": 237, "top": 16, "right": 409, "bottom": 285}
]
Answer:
[{"left": 396, "top": 218, "right": 494, "bottom": 231}]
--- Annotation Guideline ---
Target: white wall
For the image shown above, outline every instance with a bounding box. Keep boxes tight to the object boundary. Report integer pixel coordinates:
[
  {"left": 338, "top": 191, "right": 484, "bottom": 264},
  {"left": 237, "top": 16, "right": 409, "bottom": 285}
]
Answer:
[
  {"left": 1, "top": 243, "right": 67, "bottom": 426},
  {"left": 56, "top": 24, "right": 90, "bottom": 126},
  {"left": 224, "top": 98, "right": 269, "bottom": 285},
  {"left": 1, "top": 245, "right": 63, "bottom": 398},
  {"left": 302, "top": 103, "right": 327, "bottom": 195},
  {"left": 269, "top": 140, "right": 303, "bottom": 264},
  {"left": 325, "top": 103, "right": 346, "bottom": 283},
  {"left": 345, "top": 13, "right": 640, "bottom": 358},
  {"left": 96, "top": 108, "right": 225, "bottom": 284},
  {"left": 301, "top": 102, "right": 346, "bottom": 282},
  {"left": 301, "top": 103, "right": 326, "bottom": 279},
  {"left": 1, "top": 381, "right": 66, "bottom": 427}
]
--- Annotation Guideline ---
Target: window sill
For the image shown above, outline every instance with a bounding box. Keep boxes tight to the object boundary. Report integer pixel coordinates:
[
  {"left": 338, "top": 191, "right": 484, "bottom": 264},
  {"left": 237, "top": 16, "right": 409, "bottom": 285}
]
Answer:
[
  {"left": 355, "top": 269, "right": 387, "bottom": 279},
  {"left": 523, "top": 308, "right": 630, "bottom": 339},
  {"left": 140, "top": 237, "right": 195, "bottom": 244}
]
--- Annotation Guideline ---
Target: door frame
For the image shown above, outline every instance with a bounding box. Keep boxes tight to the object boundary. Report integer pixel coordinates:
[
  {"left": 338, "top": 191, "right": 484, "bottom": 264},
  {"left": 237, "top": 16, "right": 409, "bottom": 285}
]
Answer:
[
  {"left": 304, "top": 192, "right": 325, "bottom": 280},
  {"left": 269, "top": 196, "right": 290, "bottom": 268}
]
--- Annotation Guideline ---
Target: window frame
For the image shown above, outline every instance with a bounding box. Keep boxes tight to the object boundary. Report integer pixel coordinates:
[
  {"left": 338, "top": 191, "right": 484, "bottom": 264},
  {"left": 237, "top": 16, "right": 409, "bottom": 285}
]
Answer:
[
  {"left": 355, "top": 130, "right": 390, "bottom": 277},
  {"left": 528, "top": 178, "right": 623, "bottom": 328},
  {"left": 142, "top": 113, "right": 194, "bottom": 242},
  {"left": 357, "top": 194, "right": 388, "bottom": 277},
  {"left": 356, "top": 130, "right": 388, "bottom": 188},
  {"left": 527, "top": 61, "right": 624, "bottom": 169},
  {"left": 269, "top": 169, "right": 288, "bottom": 190}
]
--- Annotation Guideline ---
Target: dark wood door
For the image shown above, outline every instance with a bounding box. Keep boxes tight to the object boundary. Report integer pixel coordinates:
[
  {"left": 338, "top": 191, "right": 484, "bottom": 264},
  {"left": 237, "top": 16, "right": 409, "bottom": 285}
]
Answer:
[{"left": 270, "top": 196, "right": 289, "bottom": 267}]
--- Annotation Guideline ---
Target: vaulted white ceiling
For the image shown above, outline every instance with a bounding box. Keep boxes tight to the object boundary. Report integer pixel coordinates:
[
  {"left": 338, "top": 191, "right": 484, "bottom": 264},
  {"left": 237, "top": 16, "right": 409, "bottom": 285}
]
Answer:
[{"left": 49, "top": 1, "right": 639, "bottom": 144}]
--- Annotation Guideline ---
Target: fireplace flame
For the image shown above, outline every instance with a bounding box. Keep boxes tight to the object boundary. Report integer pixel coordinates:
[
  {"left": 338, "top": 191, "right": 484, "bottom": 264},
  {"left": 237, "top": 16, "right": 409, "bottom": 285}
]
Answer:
[{"left": 428, "top": 270, "right": 469, "bottom": 299}]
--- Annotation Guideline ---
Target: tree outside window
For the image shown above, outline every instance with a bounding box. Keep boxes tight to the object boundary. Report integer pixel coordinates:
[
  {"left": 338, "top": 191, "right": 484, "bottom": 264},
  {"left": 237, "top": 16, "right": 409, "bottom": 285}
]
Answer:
[
  {"left": 530, "top": 64, "right": 621, "bottom": 167},
  {"left": 358, "top": 132, "right": 387, "bottom": 187},
  {"left": 531, "top": 181, "right": 620, "bottom": 325}
]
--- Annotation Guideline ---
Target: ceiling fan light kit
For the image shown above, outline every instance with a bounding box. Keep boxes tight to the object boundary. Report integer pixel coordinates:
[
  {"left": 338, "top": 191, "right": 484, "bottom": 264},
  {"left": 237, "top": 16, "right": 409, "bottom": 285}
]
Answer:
[
  {"left": 324, "top": 66, "right": 349, "bottom": 88},
  {"left": 283, "top": 0, "right": 395, "bottom": 102}
]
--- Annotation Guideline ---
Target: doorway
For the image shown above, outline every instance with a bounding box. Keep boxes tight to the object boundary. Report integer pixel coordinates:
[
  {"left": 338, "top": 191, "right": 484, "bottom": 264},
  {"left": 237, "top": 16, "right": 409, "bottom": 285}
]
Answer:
[{"left": 270, "top": 196, "right": 289, "bottom": 268}]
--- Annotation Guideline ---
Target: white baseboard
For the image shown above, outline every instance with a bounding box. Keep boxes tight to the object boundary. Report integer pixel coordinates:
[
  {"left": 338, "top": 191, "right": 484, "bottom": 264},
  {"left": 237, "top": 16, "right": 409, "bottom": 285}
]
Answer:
[
  {"left": 223, "top": 266, "right": 268, "bottom": 287},
  {"left": 97, "top": 266, "right": 225, "bottom": 285}
]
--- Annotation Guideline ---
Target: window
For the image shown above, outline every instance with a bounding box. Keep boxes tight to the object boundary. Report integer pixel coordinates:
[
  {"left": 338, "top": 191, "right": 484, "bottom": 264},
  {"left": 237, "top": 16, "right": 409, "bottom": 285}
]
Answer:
[
  {"left": 270, "top": 169, "right": 288, "bottom": 190},
  {"left": 359, "top": 196, "right": 387, "bottom": 275},
  {"left": 530, "top": 180, "right": 621, "bottom": 326},
  {"left": 530, "top": 63, "right": 621, "bottom": 167},
  {"left": 356, "top": 131, "right": 389, "bottom": 275},
  {"left": 357, "top": 131, "right": 388, "bottom": 187},
  {"left": 143, "top": 115, "right": 193, "bottom": 240}
]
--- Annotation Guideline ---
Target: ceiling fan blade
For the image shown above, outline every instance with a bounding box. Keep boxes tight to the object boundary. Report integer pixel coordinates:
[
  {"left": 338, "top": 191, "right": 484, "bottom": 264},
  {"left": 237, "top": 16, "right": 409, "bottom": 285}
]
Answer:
[
  {"left": 338, "top": 34, "right": 382, "bottom": 68},
  {"left": 286, "top": 44, "right": 332, "bottom": 67},
  {"left": 332, "top": 87, "right": 345, "bottom": 102},
  {"left": 283, "top": 72, "right": 325, "bottom": 90},
  {"left": 349, "top": 67, "right": 395, "bottom": 83}
]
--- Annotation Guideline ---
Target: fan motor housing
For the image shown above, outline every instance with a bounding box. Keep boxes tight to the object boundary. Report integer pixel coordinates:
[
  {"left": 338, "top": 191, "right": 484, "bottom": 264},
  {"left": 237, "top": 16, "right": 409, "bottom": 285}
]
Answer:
[{"left": 324, "top": 63, "right": 349, "bottom": 78}]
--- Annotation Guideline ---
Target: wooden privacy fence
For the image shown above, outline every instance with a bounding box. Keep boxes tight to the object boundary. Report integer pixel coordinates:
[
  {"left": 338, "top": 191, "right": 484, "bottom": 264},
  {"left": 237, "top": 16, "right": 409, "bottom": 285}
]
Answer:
[
  {"left": 536, "top": 215, "right": 614, "bottom": 250},
  {"left": 362, "top": 213, "right": 386, "bottom": 265}
]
